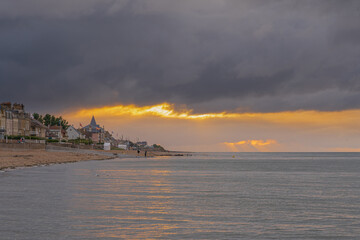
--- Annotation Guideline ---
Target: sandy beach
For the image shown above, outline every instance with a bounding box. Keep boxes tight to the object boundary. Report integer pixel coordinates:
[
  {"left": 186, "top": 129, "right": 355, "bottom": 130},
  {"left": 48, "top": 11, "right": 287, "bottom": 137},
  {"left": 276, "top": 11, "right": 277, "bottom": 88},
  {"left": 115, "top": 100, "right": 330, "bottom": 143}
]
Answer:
[
  {"left": 0, "top": 150, "right": 114, "bottom": 170},
  {"left": 0, "top": 148, "right": 189, "bottom": 171}
]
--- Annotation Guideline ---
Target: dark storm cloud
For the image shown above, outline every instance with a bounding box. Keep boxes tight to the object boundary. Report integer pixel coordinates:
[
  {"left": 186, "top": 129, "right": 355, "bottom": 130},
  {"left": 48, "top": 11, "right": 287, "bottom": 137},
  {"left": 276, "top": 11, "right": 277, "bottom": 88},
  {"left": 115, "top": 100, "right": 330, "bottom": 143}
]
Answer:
[{"left": 1, "top": 0, "right": 360, "bottom": 113}]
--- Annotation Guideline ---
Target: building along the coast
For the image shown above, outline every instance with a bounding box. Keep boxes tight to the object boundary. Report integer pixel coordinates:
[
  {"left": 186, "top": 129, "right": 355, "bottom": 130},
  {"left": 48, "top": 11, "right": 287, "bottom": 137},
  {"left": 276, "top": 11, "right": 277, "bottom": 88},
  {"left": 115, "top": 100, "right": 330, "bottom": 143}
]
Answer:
[
  {"left": 137, "top": 141, "right": 148, "bottom": 147},
  {"left": 46, "top": 126, "right": 67, "bottom": 140},
  {"left": 81, "top": 116, "right": 105, "bottom": 143},
  {"left": 0, "top": 102, "right": 31, "bottom": 139},
  {"left": 0, "top": 108, "right": 4, "bottom": 139},
  {"left": 104, "top": 131, "right": 120, "bottom": 147},
  {"left": 30, "top": 119, "right": 48, "bottom": 138},
  {"left": 80, "top": 116, "right": 120, "bottom": 146},
  {"left": 66, "top": 125, "right": 85, "bottom": 140}
]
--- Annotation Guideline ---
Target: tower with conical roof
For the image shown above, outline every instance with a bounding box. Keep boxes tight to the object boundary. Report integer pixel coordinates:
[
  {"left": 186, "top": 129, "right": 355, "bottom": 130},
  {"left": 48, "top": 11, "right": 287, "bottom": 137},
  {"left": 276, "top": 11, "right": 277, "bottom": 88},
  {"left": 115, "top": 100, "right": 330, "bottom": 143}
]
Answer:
[
  {"left": 81, "top": 115, "right": 104, "bottom": 144},
  {"left": 90, "top": 116, "right": 97, "bottom": 126}
]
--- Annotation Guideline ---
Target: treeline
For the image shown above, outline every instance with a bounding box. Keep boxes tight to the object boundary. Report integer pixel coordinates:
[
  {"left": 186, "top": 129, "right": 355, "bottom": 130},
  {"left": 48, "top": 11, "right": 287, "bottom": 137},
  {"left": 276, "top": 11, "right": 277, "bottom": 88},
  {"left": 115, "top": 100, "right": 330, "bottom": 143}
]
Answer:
[
  {"left": 33, "top": 113, "right": 69, "bottom": 130},
  {"left": 153, "top": 144, "right": 165, "bottom": 151}
]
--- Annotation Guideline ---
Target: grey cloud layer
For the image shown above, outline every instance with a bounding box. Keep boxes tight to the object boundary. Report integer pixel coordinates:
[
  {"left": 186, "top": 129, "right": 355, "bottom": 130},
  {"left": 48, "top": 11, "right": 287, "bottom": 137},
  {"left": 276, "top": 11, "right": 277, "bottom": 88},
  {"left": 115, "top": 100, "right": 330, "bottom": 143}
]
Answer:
[{"left": 1, "top": 0, "right": 360, "bottom": 113}]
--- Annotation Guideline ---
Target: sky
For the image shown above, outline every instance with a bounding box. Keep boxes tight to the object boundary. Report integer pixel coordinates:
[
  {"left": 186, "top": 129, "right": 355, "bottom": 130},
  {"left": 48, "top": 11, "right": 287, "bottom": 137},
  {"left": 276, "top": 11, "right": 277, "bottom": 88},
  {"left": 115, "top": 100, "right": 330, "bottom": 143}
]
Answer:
[{"left": 1, "top": 0, "right": 360, "bottom": 151}]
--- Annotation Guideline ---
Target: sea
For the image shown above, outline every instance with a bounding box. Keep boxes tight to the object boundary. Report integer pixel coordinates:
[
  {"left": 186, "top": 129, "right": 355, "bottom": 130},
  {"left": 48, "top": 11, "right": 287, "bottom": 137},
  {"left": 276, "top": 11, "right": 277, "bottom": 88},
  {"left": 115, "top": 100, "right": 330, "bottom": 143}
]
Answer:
[{"left": 0, "top": 152, "right": 360, "bottom": 239}]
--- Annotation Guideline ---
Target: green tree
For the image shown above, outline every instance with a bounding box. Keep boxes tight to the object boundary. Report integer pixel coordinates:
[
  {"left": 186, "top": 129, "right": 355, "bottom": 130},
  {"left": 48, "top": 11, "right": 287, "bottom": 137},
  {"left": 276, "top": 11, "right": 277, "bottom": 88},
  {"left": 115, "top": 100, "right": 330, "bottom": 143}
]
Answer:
[
  {"left": 50, "top": 115, "right": 56, "bottom": 126},
  {"left": 38, "top": 115, "right": 44, "bottom": 124},
  {"left": 56, "top": 116, "right": 69, "bottom": 130},
  {"left": 36, "top": 113, "right": 69, "bottom": 129},
  {"left": 33, "top": 113, "right": 40, "bottom": 120},
  {"left": 43, "top": 114, "right": 52, "bottom": 126},
  {"left": 32, "top": 113, "right": 44, "bottom": 124},
  {"left": 153, "top": 144, "right": 165, "bottom": 151}
]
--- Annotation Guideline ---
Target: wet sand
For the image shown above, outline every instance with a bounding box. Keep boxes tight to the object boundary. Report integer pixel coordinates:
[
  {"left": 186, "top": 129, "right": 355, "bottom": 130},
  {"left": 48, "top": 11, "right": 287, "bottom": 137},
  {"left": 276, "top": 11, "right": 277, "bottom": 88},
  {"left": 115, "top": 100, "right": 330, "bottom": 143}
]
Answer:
[{"left": 0, "top": 150, "right": 114, "bottom": 170}]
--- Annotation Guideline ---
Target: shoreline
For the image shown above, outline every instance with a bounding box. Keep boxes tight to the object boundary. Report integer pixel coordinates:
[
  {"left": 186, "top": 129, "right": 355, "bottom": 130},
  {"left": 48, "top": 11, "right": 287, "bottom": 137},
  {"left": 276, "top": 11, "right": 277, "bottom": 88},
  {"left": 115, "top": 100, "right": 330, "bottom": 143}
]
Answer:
[
  {"left": 0, "top": 148, "right": 191, "bottom": 171},
  {"left": 0, "top": 149, "right": 115, "bottom": 171}
]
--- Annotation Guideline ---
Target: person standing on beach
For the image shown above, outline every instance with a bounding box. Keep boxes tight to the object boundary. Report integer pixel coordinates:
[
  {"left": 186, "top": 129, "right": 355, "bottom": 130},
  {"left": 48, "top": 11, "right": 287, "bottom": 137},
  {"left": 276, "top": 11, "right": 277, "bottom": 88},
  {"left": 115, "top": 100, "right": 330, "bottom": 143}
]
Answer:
[{"left": 145, "top": 151, "right": 147, "bottom": 157}]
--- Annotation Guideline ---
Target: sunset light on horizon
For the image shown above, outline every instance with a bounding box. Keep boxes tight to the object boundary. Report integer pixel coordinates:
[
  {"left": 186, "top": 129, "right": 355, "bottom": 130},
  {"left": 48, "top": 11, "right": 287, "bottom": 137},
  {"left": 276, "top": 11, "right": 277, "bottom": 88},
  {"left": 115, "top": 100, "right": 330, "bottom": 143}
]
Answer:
[
  {"left": 62, "top": 102, "right": 360, "bottom": 152},
  {"left": 65, "top": 102, "right": 360, "bottom": 126}
]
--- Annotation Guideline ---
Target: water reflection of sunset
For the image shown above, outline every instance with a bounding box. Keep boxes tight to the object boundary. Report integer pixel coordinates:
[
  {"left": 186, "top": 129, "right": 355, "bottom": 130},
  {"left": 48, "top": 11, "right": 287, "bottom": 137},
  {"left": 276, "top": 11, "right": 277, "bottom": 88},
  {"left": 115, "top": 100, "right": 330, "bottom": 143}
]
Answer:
[
  {"left": 69, "top": 160, "right": 183, "bottom": 239},
  {"left": 8, "top": 154, "right": 354, "bottom": 239}
]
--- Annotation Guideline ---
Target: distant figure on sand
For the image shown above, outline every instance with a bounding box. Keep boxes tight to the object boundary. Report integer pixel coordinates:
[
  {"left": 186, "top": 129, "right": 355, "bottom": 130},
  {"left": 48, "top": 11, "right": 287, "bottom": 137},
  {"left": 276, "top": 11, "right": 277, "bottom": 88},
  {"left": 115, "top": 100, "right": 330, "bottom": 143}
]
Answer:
[
  {"left": 137, "top": 149, "right": 140, "bottom": 155},
  {"left": 145, "top": 151, "right": 147, "bottom": 157}
]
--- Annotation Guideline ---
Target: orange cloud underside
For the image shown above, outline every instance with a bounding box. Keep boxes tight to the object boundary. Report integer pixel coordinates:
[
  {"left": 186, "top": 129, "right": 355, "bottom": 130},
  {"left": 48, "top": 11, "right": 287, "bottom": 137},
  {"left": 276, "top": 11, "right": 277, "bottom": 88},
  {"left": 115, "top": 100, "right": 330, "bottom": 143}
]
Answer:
[
  {"left": 64, "top": 102, "right": 360, "bottom": 128},
  {"left": 223, "top": 139, "right": 278, "bottom": 152},
  {"left": 68, "top": 103, "right": 230, "bottom": 120},
  {"left": 226, "top": 139, "right": 278, "bottom": 146}
]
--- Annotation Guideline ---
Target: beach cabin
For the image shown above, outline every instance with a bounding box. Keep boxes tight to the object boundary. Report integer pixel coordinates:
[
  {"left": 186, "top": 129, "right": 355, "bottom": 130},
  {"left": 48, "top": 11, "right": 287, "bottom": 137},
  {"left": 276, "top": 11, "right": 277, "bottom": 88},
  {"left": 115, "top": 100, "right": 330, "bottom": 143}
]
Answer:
[{"left": 104, "top": 142, "right": 111, "bottom": 151}]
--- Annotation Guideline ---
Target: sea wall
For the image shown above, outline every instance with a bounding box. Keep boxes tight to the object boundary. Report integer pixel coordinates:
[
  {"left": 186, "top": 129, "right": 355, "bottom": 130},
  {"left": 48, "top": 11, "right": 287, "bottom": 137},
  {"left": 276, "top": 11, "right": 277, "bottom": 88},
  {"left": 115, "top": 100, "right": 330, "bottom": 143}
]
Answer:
[
  {"left": 45, "top": 145, "right": 132, "bottom": 158},
  {"left": 46, "top": 142, "right": 95, "bottom": 150},
  {"left": 0, "top": 143, "right": 46, "bottom": 150}
]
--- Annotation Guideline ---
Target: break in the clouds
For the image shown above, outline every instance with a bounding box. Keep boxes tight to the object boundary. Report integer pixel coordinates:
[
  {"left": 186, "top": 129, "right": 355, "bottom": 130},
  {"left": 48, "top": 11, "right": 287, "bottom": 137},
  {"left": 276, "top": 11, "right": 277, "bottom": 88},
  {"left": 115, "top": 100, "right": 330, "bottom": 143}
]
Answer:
[{"left": 1, "top": 0, "right": 360, "bottom": 113}]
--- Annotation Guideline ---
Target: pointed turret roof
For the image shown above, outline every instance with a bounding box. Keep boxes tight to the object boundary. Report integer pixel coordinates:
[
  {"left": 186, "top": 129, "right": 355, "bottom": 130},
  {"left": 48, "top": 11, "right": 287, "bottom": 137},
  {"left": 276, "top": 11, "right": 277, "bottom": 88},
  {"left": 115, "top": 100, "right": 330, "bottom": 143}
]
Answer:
[
  {"left": 82, "top": 115, "right": 103, "bottom": 133},
  {"left": 90, "top": 116, "right": 97, "bottom": 126}
]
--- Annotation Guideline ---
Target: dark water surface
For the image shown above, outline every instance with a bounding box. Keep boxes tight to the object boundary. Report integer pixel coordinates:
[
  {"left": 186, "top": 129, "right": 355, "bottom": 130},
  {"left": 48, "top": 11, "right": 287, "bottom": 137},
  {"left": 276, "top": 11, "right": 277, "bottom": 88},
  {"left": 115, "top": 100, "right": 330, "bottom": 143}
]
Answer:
[{"left": 1, "top": 152, "right": 360, "bottom": 239}]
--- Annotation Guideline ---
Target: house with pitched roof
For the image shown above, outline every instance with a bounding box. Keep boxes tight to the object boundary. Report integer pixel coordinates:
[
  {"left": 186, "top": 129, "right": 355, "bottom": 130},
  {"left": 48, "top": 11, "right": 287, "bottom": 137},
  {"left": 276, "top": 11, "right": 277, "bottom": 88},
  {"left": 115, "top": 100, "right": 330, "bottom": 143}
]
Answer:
[
  {"left": 30, "top": 119, "right": 48, "bottom": 138},
  {"left": 46, "top": 126, "right": 67, "bottom": 140},
  {"left": 66, "top": 125, "right": 85, "bottom": 140}
]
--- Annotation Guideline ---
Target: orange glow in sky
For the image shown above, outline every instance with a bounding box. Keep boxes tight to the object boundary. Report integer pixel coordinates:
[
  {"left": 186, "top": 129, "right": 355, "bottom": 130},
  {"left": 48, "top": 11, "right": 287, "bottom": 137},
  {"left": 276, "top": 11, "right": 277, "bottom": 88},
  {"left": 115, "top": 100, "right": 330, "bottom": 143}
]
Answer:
[
  {"left": 226, "top": 139, "right": 278, "bottom": 146},
  {"left": 69, "top": 103, "right": 232, "bottom": 120},
  {"left": 65, "top": 102, "right": 360, "bottom": 128},
  {"left": 224, "top": 139, "right": 278, "bottom": 152},
  {"left": 62, "top": 102, "right": 360, "bottom": 152}
]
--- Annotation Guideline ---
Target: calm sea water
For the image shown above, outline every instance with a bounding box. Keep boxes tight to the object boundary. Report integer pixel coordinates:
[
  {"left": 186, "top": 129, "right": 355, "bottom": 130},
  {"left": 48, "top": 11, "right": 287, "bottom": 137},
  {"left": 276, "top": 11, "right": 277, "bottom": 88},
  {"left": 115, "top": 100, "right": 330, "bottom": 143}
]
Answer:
[{"left": 1, "top": 152, "right": 360, "bottom": 239}]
